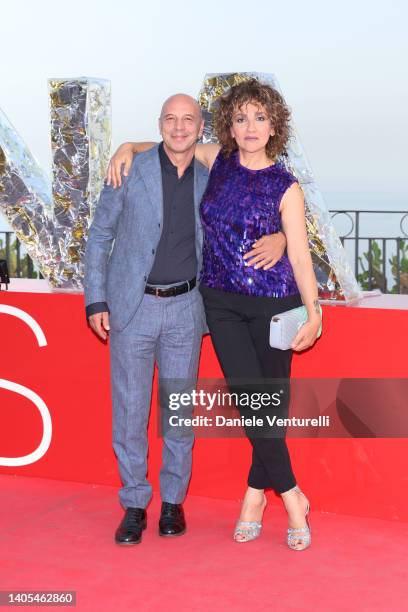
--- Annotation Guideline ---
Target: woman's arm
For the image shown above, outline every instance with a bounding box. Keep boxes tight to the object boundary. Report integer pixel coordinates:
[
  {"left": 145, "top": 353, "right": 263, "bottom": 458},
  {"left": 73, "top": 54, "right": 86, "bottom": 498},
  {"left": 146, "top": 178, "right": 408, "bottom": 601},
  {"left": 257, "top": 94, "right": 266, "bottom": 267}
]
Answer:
[
  {"left": 107, "top": 142, "right": 156, "bottom": 187},
  {"left": 280, "top": 183, "right": 322, "bottom": 351},
  {"left": 107, "top": 142, "right": 221, "bottom": 188},
  {"left": 194, "top": 144, "right": 221, "bottom": 170}
]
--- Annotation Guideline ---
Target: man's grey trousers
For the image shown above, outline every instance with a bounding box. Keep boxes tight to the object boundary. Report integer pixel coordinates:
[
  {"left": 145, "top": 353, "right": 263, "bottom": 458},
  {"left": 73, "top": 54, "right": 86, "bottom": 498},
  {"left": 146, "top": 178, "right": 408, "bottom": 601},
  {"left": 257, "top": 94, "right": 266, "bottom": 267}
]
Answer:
[{"left": 109, "top": 286, "right": 205, "bottom": 509}]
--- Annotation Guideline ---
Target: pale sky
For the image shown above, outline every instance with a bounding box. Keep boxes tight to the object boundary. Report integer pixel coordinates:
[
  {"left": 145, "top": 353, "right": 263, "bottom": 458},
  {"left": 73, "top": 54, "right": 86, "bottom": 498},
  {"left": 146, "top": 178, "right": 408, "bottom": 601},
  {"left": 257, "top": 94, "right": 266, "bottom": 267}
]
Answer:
[{"left": 0, "top": 0, "right": 407, "bottom": 232}]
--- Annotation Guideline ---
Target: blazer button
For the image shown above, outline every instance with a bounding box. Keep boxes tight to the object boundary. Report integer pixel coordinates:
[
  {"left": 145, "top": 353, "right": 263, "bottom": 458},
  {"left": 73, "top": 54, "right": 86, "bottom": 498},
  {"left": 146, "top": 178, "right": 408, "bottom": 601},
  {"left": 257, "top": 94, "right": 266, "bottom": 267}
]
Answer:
[
  {"left": 152, "top": 249, "right": 155, "bottom": 254},
  {"left": 144, "top": 275, "right": 147, "bottom": 281}
]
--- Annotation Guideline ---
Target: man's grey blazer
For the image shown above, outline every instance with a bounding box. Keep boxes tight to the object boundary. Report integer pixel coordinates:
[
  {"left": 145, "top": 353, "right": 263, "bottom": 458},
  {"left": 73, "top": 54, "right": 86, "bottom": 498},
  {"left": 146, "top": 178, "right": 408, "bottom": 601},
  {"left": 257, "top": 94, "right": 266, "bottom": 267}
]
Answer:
[{"left": 83, "top": 145, "right": 209, "bottom": 332}]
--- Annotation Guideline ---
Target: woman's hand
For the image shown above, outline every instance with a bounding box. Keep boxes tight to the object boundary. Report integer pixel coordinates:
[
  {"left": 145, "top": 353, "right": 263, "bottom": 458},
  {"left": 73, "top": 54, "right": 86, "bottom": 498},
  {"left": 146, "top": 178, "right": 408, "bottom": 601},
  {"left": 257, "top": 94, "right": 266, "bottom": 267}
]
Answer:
[
  {"left": 291, "top": 315, "right": 322, "bottom": 352},
  {"left": 106, "top": 143, "right": 135, "bottom": 188},
  {"left": 243, "top": 232, "right": 286, "bottom": 270}
]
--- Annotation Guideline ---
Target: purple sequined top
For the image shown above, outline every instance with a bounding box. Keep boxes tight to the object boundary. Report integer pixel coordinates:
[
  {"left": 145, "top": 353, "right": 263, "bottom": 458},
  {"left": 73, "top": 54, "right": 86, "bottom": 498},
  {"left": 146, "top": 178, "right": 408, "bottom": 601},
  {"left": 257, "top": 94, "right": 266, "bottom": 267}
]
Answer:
[{"left": 199, "top": 149, "right": 300, "bottom": 298}]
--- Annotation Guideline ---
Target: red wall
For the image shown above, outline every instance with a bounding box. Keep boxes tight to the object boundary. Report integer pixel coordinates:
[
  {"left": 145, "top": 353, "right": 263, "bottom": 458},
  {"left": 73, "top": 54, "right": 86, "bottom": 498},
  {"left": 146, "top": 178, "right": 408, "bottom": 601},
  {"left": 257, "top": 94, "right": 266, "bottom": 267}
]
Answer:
[{"left": 1, "top": 291, "right": 408, "bottom": 522}]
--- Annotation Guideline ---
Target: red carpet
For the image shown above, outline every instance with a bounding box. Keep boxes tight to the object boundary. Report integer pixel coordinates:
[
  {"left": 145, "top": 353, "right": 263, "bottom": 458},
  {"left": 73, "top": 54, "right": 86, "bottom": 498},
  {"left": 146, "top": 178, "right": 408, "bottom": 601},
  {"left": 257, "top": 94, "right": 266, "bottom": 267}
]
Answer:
[{"left": 0, "top": 475, "right": 407, "bottom": 611}]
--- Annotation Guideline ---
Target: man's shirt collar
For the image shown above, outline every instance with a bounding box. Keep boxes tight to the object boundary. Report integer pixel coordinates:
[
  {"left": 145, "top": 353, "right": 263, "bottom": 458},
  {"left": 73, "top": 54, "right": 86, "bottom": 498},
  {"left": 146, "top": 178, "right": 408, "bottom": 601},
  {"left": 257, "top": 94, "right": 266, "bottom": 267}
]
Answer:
[{"left": 158, "top": 141, "right": 194, "bottom": 176}]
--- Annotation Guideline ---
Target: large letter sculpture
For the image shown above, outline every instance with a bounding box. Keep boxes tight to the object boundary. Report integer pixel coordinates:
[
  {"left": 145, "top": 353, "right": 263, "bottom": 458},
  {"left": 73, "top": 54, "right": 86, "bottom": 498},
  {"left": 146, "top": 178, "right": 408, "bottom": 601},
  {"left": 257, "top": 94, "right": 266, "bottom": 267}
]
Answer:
[{"left": 0, "top": 78, "right": 111, "bottom": 290}]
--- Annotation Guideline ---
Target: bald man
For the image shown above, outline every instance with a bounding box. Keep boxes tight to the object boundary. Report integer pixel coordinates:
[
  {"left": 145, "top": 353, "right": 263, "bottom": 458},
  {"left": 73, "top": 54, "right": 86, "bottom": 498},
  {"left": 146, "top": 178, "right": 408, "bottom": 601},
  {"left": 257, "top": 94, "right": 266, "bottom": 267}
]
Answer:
[
  {"left": 84, "top": 94, "right": 286, "bottom": 545},
  {"left": 84, "top": 94, "right": 210, "bottom": 544}
]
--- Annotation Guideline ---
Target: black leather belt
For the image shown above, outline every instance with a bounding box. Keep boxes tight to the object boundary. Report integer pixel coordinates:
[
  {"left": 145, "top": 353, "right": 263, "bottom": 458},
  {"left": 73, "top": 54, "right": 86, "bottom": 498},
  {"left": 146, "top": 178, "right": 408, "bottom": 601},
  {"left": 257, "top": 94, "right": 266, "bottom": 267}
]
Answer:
[{"left": 144, "top": 277, "right": 196, "bottom": 298}]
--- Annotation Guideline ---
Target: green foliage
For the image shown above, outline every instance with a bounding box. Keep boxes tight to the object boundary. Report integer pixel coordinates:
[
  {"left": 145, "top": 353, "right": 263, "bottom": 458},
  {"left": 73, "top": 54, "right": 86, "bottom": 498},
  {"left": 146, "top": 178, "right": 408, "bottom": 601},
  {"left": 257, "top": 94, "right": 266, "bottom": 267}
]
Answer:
[
  {"left": 357, "top": 240, "right": 386, "bottom": 291},
  {"left": 357, "top": 239, "right": 408, "bottom": 294},
  {"left": 389, "top": 240, "right": 408, "bottom": 294},
  {"left": 0, "top": 235, "right": 38, "bottom": 279}
]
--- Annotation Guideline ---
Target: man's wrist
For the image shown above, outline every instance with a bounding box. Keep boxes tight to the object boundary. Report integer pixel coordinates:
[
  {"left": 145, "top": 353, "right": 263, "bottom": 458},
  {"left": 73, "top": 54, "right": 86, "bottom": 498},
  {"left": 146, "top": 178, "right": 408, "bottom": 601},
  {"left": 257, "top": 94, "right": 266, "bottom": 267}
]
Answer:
[
  {"left": 278, "top": 230, "right": 287, "bottom": 247},
  {"left": 86, "top": 301, "right": 110, "bottom": 319}
]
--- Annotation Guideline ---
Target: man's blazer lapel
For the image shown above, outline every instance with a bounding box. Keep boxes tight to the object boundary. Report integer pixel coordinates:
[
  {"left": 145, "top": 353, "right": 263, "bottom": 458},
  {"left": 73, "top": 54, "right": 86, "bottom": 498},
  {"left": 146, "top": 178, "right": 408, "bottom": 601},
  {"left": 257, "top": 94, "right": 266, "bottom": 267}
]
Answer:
[
  {"left": 194, "top": 158, "right": 209, "bottom": 263},
  {"left": 137, "top": 145, "right": 163, "bottom": 225},
  {"left": 194, "top": 159, "right": 209, "bottom": 221},
  {"left": 137, "top": 147, "right": 208, "bottom": 253}
]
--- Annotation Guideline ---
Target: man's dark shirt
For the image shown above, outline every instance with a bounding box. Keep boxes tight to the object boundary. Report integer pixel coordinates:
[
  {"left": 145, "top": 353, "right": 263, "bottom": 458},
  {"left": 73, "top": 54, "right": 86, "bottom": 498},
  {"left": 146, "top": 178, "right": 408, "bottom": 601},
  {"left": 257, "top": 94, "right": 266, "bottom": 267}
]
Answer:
[
  {"left": 147, "top": 141, "right": 196, "bottom": 284},
  {"left": 86, "top": 142, "right": 197, "bottom": 319}
]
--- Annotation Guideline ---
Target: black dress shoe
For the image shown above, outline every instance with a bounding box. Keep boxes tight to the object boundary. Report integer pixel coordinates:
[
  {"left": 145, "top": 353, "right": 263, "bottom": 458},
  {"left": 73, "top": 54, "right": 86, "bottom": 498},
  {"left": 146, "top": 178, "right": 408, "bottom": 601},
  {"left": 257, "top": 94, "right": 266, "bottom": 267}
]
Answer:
[
  {"left": 159, "top": 502, "right": 186, "bottom": 537},
  {"left": 115, "top": 507, "right": 147, "bottom": 545}
]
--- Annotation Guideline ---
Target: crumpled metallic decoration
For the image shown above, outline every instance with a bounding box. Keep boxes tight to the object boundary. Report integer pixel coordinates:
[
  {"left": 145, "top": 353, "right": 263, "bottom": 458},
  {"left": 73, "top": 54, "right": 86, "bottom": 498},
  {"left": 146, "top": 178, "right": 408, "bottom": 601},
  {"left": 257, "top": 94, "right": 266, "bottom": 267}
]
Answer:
[
  {"left": 0, "top": 78, "right": 111, "bottom": 290},
  {"left": 198, "top": 72, "right": 362, "bottom": 302},
  {"left": 0, "top": 109, "right": 61, "bottom": 285}
]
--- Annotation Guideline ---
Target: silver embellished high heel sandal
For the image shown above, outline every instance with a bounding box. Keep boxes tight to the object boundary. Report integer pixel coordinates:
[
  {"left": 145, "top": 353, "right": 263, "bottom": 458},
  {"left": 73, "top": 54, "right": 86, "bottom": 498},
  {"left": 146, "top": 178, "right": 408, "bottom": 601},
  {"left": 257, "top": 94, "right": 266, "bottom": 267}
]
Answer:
[
  {"left": 233, "top": 494, "right": 267, "bottom": 543},
  {"left": 287, "top": 485, "right": 311, "bottom": 551}
]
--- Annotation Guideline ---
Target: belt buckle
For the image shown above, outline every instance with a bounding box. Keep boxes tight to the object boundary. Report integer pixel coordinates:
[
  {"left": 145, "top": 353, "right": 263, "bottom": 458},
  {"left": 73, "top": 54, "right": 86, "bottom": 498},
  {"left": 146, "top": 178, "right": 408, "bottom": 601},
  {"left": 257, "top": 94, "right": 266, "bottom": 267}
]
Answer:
[{"left": 155, "top": 287, "right": 160, "bottom": 297}]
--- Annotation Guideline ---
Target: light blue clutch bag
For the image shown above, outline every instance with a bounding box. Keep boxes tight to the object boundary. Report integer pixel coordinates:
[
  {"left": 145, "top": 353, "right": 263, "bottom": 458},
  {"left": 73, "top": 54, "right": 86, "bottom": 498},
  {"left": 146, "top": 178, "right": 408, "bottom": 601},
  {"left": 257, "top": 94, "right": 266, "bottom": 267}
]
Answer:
[{"left": 269, "top": 304, "right": 322, "bottom": 350}]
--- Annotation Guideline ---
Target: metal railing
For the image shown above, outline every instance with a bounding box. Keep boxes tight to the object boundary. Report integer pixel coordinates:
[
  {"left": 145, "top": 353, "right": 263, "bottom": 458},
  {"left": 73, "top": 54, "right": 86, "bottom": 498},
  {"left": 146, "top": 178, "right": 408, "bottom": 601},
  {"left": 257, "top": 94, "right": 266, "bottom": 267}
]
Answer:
[{"left": 329, "top": 210, "right": 408, "bottom": 294}]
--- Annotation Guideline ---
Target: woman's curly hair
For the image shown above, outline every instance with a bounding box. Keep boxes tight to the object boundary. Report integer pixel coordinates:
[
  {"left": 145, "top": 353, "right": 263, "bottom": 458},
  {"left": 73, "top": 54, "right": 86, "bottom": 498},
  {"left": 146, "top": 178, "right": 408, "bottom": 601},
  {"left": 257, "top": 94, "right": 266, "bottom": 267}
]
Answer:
[{"left": 214, "top": 79, "right": 291, "bottom": 160}]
